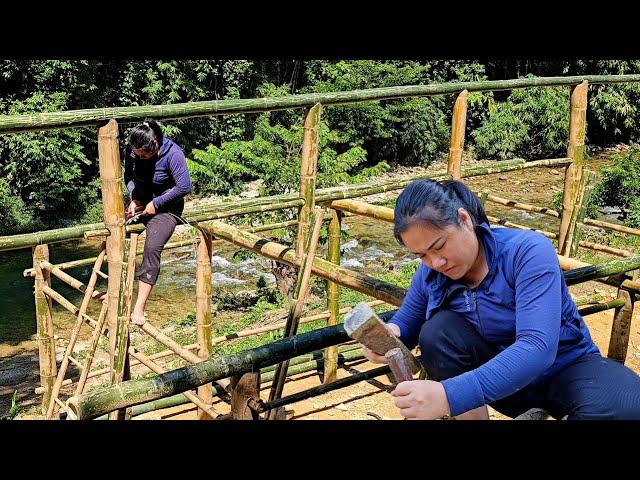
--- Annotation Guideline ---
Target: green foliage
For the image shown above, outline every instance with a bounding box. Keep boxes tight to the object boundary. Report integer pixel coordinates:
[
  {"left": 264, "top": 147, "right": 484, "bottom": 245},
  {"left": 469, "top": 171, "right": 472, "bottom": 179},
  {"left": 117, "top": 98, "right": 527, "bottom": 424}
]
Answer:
[
  {"left": 578, "top": 145, "right": 640, "bottom": 228},
  {"left": 472, "top": 80, "right": 570, "bottom": 159},
  {"left": 5, "top": 391, "right": 19, "bottom": 419},
  {"left": 0, "top": 178, "right": 37, "bottom": 234}
]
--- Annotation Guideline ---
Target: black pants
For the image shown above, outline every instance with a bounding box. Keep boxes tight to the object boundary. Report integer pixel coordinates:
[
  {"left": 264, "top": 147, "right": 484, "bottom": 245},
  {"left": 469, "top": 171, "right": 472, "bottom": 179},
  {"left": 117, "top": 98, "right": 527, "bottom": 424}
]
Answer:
[
  {"left": 419, "top": 310, "right": 640, "bottom": 419},
  {"left": 136, "top": 213, "right": 180, "bottom": 286}
]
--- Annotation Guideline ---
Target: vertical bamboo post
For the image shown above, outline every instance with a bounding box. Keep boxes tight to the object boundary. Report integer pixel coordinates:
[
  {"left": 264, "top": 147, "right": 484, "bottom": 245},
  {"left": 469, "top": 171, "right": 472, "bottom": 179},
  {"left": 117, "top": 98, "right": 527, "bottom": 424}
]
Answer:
[
  {"left": 558, "top": 81, "right": 588, "bottom": 256},
  {"left": 33, "top": 244, "right": 58, "bottom": 418},
  {"left": 98, "top": 119, "right": 126, "bottom": 373},
  {"left": 196, "top": 230, "right": 214, "bottom": 420},
  {"left": 323, "top": 208, "right": 342, "bottom": 384},
  {"left": 46, "top": 245, "right": 107, "bottom": 419},
  {"left": 607, "top": 289, "right": 634, "bottom": 363},
  {"left": 296, "top": 103, "right": 321, "bottom": 259},
  {"left": 447, "top": 90, "right": 469, "bottom": 180},
  {"left": 74, "top": 299, "right": 108, "bottom": 396},
  {"left": 109, "top": 233, "right": 137, "bottom": 420},
  {"left": 569, "top": 170, "right": 597, "bottom": 257}
]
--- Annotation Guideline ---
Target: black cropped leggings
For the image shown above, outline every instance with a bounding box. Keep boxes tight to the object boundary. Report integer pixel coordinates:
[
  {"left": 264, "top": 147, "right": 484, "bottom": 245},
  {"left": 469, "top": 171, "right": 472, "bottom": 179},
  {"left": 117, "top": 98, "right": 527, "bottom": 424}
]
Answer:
[{"left": 136, "top": 213, "right": 180, "bottom": 286}]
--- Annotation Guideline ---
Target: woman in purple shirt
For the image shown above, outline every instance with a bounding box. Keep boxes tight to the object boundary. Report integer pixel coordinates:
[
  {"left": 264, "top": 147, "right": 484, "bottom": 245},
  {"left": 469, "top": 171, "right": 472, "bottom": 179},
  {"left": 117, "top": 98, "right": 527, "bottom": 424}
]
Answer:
[
  {"left": 124, "top": 119, "right": 192, "bottom": 326},
  {"left": 362, "top": 179, "right": 640, "bottom": 419}
]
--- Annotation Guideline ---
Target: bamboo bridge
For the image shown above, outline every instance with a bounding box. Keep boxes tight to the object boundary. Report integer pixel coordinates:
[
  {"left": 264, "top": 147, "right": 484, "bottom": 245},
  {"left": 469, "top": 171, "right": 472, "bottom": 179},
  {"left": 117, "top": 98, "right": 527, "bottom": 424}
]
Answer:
[{"left": 2, "top": 74, "right": 640, "bottom": 420}]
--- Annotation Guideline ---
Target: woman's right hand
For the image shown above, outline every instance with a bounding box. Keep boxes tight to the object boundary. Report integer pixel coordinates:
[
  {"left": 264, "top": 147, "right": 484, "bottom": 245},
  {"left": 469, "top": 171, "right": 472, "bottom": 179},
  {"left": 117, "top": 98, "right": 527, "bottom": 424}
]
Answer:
[{"left": 361, "top": 322, "right": 402, "bottom": 364}]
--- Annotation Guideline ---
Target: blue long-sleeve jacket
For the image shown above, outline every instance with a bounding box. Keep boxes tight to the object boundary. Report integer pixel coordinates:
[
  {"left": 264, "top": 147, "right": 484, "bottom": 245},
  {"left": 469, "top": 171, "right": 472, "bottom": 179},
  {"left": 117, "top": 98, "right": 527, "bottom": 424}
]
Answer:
[
  {"left": 389, "top": 222, "right": 600, "bottom": 416},
  {"left": 124, "top": 137, "right": 191, "bottom": 215}
]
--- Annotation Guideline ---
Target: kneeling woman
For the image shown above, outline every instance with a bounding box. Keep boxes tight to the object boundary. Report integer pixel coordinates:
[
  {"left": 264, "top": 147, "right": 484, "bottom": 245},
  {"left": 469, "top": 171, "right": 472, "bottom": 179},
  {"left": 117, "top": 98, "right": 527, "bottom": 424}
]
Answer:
[{"left": 363, "top": 179, "right": 640, "bottom": 420}]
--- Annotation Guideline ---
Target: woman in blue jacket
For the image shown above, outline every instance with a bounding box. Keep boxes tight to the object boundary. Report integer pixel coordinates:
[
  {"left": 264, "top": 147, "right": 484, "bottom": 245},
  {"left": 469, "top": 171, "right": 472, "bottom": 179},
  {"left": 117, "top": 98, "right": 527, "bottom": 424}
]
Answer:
[
  {"left": 363, "top": 179, "right": 640, "bottom": 419},
  {"left": 124, "top": 119, "right": 191, "bottom": 326}
]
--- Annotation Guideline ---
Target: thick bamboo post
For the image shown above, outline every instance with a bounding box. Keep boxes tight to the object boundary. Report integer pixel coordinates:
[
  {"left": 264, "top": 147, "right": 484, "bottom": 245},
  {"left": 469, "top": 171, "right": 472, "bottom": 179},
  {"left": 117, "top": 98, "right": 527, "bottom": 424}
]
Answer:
[
  {"left": 267, "top": 208, "right": 324, "bottom": 418},
  {"left": 558, "top": 80, "right": 588, "bottom": 256},
  {"left": 33, "top": 244, "right": 58, "bottom": 418},
  {"left": 109, "top": 234, "right": 138, "bottom": 420},
  {"left": 447, "top": 90, "right": 468, "bottom": 180},
  {"left": 607, "top": 289, "right": 635, "bottom": 363},
  {"left": 98, "top": 119, "right": 126, "bottom": 374},
  {"left": 324, "top": 208, "right": 342, "bottom": 384},
  {"left": 296, "top": 103, "right": 321, "bottom": 259},
  {"left": 46, "top": 247, "right": 107, "bottom": 419},
  {"left": 196, "top": 230, "right": 214, "bottom": 420}
]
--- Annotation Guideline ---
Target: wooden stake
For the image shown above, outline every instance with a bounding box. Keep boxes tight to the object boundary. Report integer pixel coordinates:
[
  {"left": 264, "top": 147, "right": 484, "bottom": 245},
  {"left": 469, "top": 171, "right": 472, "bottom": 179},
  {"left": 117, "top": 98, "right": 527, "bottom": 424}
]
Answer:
[
  {"left": 607, "top": 289, "right": 634, "bottom": 363},
  {"left": 296, "top": 103, "right": 321, "bottom": 259},
  {"left": 447, "top": 90, "right": 468, "bottom": 180},
  {"left": 558, "top": 80, "right": 588, "bottom": 256}
]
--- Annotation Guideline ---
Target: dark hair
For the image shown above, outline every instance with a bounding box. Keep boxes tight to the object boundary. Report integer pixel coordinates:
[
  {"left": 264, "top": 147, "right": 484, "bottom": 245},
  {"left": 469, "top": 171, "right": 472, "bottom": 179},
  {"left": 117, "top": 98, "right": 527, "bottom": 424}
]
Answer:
[
  {"left": 393, "top": 179, "right": 489, "bottom": 245},
  {"left": 128, "top": 118, "right": 164, "bottom": 152}
]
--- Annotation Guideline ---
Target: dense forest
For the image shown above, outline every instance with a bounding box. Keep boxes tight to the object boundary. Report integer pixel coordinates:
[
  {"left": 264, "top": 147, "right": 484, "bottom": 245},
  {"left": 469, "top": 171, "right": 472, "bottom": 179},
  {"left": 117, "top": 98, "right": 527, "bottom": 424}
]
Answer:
[{"left": 2, "top": 59, "right": 640, "bottom": 235}]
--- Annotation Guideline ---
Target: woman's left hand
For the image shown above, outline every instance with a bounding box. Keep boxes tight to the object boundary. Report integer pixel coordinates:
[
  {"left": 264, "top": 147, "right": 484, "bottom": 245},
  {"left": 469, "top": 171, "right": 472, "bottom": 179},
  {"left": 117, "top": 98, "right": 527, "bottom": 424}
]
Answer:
[
  {"left": 390, "top": 380, "right": 451, "bottom": 419},
  {"left": 142, "top": 201, "right": 157, "bottom": 216}
]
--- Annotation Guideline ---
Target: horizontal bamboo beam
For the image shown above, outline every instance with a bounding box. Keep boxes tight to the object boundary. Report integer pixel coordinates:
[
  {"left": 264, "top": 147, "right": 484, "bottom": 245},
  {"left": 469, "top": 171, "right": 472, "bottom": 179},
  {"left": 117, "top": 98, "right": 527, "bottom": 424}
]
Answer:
[
  {"left": 0, "top": 157, "right": 569, "bottom": 252},
  {"left": 577, "top": 298, "right": 627, "bottom": 316},
  {"left": 40, "top": 261, "right": 106, "bottom": 301},
  {"left": 200, "top": 220, "right": 406, "bottom": 306},
  {"left": 557, "top": 255, "right": 640, "bottom": 293},
  {"left": 66, "top": 314, "right": 397, "bottom": 419},
  {"left": 2, "top": 75, "right": 640, "bottom": 135}
]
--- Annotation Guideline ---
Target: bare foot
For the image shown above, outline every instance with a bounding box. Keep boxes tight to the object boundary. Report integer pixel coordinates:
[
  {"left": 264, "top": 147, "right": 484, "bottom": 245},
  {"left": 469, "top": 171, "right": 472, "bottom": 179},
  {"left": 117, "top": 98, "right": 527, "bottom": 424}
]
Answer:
[{"left": 131, "top": 312, "right": 147, "bottom": 326}]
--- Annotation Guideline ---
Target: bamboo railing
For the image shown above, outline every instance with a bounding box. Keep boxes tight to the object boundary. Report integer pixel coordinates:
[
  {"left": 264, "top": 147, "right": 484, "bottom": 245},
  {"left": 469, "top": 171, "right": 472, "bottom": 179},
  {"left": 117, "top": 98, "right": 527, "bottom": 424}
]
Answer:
[{"left": 5, "top": 74, "right": 640, "bottom": 420}]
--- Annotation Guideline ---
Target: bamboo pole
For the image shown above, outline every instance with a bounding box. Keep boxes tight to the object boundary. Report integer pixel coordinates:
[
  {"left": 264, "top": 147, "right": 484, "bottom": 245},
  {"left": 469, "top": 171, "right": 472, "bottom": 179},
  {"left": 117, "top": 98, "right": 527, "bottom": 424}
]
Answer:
[
  {"left": 3, "top": 75, "right": 640, "bottom": 135},
  {"left": 268, "top": 208, "right": 324, "bottom": 418},
  {"left": 74, "top": 299, "right": 109, "bottom": 396},
  {"left": 577, "top": 298, "right": 626, "bottom": 316},
  {"left": 41, "top": 285, "right": 92, "bottom": 319},
  {"left": 199, "top": 220, "right": 406, "bottom": 306},
  {"left": 607, "top": 290, "right": 634, "bottom": 363},
  {"left": 65, "top": 317, "right": 376, "bottom": 419},
  {"left": 563, "top": 254, "right": 640, "bottom": 286},
  {"left": 40, "top": 260, "right": 107, "bottom": 302},
  {"left": 296, "top": 103, "right": 321, "bottom": 258},
  {"left": 557, "top": 255, "right": 640, "bottom": 293},
  {"left": 109, "top": 234, "right": 138, "bottom": 420},
  {"left": 33, "top": 244, "right": 58, "bottom": 418},
  {"left": 558, "top": 80, "right": 589, "bottom": 256},
  {"left": 569, "top": 170, "right": 597, "bottom": 257},
  {"left": 447, "top": 90, "right": 468, "bottom": 180},
  {"left": 482, "top": 192, "right": 560, "bottom": 218},
  {"left": 196, "top": 230, "right": 214, "bottom": 420},
  {"left": 0, "top": 157, "right": 571, "bottom": 252},
  {"left": 128, "top": 347, "right": 220, "bottom": 418},
  {"left": 98, "top": 119, "right": 126, "bottom": 377},
  {"left": 46, "top": 247, "right": 107, "bottom": 419},
  {"left": 324, "top": 208, "right": 342, "bottom": 384},
  {"left": 327, "top": 199, "right": 394, "bottom": 222}
]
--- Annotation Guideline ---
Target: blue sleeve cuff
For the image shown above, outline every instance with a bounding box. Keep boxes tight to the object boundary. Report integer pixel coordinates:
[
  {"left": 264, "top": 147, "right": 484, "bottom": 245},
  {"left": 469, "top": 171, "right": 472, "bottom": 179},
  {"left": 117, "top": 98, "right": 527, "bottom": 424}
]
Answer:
[{"left": 441, "top": 371, "right": 485, "bottom": 416}]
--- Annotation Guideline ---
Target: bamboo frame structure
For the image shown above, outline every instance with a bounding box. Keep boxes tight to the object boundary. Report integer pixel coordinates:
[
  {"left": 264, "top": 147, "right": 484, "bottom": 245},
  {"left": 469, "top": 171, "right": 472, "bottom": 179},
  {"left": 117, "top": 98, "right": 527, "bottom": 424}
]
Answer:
[
  {"left": 9, "top": 74, "right": 640, "bottom": 420},
  {"left": 267, "top": 208, "right": 324, "bottom": 418},
  {"left": 46, "top": 247, "right": 107, "bottom": 419}
]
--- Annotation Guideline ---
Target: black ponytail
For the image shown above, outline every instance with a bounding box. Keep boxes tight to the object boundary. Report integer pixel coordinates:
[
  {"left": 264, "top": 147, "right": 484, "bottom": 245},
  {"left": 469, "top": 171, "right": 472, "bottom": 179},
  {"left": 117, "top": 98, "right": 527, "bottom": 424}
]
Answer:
[{"left": 128, "top": 118, "right": 164, "bottom": 152}]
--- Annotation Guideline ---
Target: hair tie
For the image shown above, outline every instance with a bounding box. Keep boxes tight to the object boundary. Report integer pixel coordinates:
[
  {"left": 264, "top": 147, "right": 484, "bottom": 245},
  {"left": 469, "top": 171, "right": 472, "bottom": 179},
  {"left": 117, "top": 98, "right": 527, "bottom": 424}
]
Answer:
[{"left": 142, "top": 121, "right": 149, "bottom": 127}]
